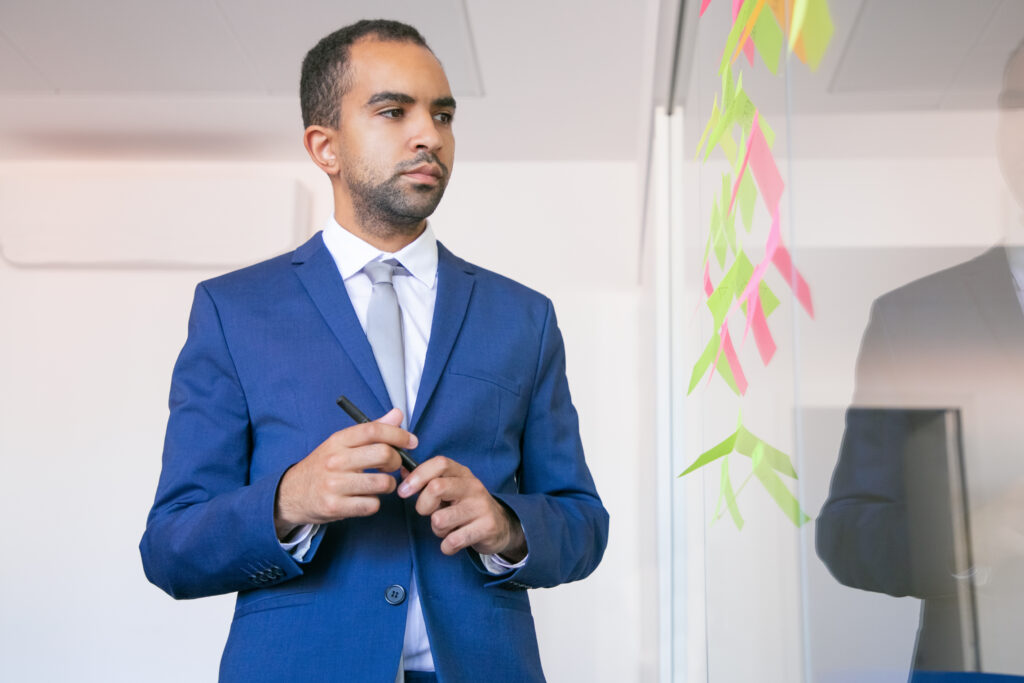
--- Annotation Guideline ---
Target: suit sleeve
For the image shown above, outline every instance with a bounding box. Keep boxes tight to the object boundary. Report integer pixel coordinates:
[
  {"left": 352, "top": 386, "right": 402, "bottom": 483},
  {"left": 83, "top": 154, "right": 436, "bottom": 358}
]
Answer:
[
  {"left": 139, "top": 283, "right": 321, "bottom": 599},
  {"left": 476, "top": 300, "right": 610, "bottom": 589},
  {"left": 816, "top": 302, "right": 958, "bottom": 599}
]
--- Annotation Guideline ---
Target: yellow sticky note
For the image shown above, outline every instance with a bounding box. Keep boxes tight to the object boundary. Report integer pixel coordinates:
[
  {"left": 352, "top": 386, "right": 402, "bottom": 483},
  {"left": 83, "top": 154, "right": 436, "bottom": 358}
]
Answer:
[
  {"left": 751, "top": 2, "right": 783, "bottom": 74},
  {"left": 789, "top": 0, "right": 833, "bottom": 71}
]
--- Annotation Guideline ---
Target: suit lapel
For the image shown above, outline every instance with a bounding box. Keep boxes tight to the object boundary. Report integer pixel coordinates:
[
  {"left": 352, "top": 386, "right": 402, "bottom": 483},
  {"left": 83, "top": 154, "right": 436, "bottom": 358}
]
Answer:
[
  {"left": 410, "top": 242, "right": 476, "bottom": 432},
  {"left": 965, "top": 247, "right": 1024, "bottom": 358},
  {"left": 291, "top": 233, "right": 391, "bottom": 414}
]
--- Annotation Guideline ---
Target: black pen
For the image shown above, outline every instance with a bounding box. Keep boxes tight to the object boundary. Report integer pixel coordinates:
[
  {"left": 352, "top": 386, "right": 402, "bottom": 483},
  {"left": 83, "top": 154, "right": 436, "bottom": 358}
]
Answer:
[{"left": 336, "top": 395, "right": 419, "bottom": 471}]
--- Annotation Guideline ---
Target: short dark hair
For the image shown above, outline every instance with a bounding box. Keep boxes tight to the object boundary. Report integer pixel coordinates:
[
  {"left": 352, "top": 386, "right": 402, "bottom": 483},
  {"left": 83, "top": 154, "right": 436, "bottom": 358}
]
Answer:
[{"left": 300, "top": 19, "right": 431, "bottom": 128}]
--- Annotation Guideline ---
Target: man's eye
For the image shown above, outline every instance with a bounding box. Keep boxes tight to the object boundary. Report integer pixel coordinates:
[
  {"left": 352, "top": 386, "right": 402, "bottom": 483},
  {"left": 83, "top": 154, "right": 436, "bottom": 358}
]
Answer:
[
  {"left": 434, "top": 112, "right": 453, "bottom": 124},
  {"left": 382, "top": 108, "right": 404, "bottom": 119}
]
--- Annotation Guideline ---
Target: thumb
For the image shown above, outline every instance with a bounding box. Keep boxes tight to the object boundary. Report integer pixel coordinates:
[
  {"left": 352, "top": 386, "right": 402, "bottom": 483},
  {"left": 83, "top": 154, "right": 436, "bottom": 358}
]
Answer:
[{"left": 376, "top": 407, "right": 404, "bottom": 427}]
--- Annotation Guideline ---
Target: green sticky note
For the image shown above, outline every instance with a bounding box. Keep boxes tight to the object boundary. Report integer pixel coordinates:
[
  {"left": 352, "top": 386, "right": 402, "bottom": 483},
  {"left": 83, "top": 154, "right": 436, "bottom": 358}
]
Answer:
[
  {"left": 696, "top": 97, "right": 720, "bottom": 160},
  {"left": 711, "top": 203, "right": 727, "bottom": 268},
  {"left": 801, "top": 0, "right": 834, "bottom": 71},
  {"left": 721, "top": 457, "right": 744, "bottom": 529},
  {"left": 720, "top": 174, "right": 737, "bottom": 255},
  {"left": 720, "top": 128, "right": 738, "bottom": 165},
  {"left": 721, "top": 63, "right": 735, "bottom": 107},
  {"left": 789, "top": 0, "right": 810, "bottom": 52},
  {"left": 759, "top": 280, "right": 780, "bottom": 316},
  {"left": 715, "top": 351, "right": 740, "bottom": 395},
  {"left": 680, "top": 429, "right": 737, "bottom": 476},
  {"left": 723, "top": 205, "right": 737, "bottom": 256},
  {"left": 735, "top": 427, "right": 798, "bottom": 477},
  {"left": 720, "top": 1, "right": 755, "bottom": 75},
  {"left": 738, "top": 169, "right": 756, "bottom": 231},
  {"left": 687, "top": 332, "right": 719, "bottom": 395},
  {"left": 706, "top": 281, "right": 731, "bottom": 329},
  {"left": 752, "top": 443, "right": 810, "bottom": 526},
  {"left": 751, "top": 1, "right": 783, "bottom": 75},
  {"left": 731, "top": 250, "right": 755, "bottom": 296}
]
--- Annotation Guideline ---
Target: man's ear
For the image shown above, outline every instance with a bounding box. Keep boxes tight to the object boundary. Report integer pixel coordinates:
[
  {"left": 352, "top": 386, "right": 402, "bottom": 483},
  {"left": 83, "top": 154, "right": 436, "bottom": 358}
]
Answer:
[{"left": 303, "top": 125, "right": 339, "bottom": 175}]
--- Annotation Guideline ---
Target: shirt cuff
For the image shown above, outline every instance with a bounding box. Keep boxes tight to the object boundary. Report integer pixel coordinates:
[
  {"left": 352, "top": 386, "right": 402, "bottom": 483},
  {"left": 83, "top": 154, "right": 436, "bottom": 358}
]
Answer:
[
  {"left": 479, "top": 552, "right": 528, "bottom": 574},
  {"left": 279, "top": 524, "right": 318, "bottom": 560}
]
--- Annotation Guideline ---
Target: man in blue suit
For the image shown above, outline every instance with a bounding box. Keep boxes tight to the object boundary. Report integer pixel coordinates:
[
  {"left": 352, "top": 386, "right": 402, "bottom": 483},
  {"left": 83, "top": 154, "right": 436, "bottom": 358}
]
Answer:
[{"left": 140, "top": 20, "right": 608, "bottom": 683}]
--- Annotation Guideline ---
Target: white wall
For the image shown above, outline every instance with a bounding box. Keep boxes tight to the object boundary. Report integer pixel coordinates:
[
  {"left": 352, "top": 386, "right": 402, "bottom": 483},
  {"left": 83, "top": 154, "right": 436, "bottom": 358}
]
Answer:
[{"left": 0, "top": 160, "right": 655, "bottom": 681}]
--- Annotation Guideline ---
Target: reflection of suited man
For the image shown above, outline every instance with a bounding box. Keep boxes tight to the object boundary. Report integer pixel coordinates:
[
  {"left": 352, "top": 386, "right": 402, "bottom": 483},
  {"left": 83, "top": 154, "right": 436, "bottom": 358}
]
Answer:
[
  {"left": 140, "top": 21, "right": 607, "bottom": 683},
  {"left": 817, "top": 41, "right": 1024, "bottom": 678},
  {"left": 817, "top": 246, "right": 1024, "bottom": 674}
]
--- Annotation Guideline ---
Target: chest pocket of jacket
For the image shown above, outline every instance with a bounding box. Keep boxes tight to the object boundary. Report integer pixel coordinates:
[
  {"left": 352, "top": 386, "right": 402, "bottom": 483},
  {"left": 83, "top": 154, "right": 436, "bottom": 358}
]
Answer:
[{"left": 437, "top": 366, "right": 521, "bottom": 486}]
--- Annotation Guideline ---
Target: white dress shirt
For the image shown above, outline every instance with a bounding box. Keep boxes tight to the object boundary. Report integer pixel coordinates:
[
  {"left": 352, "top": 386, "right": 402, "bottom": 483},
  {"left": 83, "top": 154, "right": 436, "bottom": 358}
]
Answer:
[
  {"left": 282, "top": 217, "right": 524, "bottom": 674},
  {"left": 1007, "top": 245, "right": 1024, "bottom": 313}
]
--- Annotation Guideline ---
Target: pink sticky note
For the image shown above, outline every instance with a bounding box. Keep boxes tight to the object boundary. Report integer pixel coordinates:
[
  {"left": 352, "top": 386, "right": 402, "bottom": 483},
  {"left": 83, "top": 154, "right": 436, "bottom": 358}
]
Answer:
[
  {"left": 743, "top": 37, "right": 756, "bottom": 65},
  {"left": 721, "top": 327, "right": 749, "bottom": 395},
  {"left": 748, "top": 114, "right": 784, "bottom": 213},
  {"left": 736, "top": 207, "right": 780, "bottom": 308},
  {"left": 772, "top": 244, "right": 815, "bottom": 317},
  {"left": 701, "top": 0, "right": 713, "bottom": 16},
  {"left": 729, "top": 130, "right": 754, "bottom": 215},
  {"left": 750, "top": 294, "right": 777, "bottom": 363},
  {"left": 703, "top": 261, "right": 714, "bottom": 296},
  {"left": 733, "top": 0, "right": 745, "bottom": 22}
]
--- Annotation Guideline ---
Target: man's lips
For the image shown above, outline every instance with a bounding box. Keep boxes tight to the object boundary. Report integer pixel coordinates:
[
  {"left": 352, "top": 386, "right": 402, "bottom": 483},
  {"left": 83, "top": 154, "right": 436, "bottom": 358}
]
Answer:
[{"left": 401, "top": 164, "right": 443, "bottom": 184}]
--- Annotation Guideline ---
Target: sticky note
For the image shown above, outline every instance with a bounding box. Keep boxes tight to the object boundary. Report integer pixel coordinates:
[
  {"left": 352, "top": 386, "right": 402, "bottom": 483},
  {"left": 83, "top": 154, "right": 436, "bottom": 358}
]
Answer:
[
  {"left": 750, "top": 293, "right": 777, "bottom": 363},
  {"left": 687, "top": 332, "right": 719, "bottom": 395},
  {"left": 751, "top": 0, "right": 783, "bottom": 74},
  {"left": 771, "top": 243, "right": 814, "bottom": 317},
  {"left": 789, "top": 0, "right": 833, "bottom": 71},
  {"left": 680, "top": 429, "right": 737, "bottom": 476},
  {"left": 701, "top": 0, "right": 713, "bottom": 16},
  {"left": 752, "top": 443, "right": 810, "bottom": 526},
  {"left": 720, "top": 457, "right": 744, "bottom": 528},
  {"left": 718, "top": 326, "right": 748, "bottom": 395},
  {"left": 731, "top": 0, "right": 766, "bottom": 65},
  {"left": 738, "top": 169, "right": 756, "bottom": 231},
  {"left": 747, "top": 112, "right": 784, "bottom": 213}
]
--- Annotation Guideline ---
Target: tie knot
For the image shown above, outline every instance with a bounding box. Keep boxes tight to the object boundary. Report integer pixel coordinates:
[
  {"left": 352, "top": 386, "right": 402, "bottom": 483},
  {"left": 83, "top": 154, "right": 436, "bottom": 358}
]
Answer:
[{"left": 364, "top": 258, "right": 405, "bottom": 286}]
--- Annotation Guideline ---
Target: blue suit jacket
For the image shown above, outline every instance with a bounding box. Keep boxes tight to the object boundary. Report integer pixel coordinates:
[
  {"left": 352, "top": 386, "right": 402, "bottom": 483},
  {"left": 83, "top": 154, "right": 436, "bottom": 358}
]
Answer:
[{"left": 140, "top": 233, "right": 609, "bottom": 682}]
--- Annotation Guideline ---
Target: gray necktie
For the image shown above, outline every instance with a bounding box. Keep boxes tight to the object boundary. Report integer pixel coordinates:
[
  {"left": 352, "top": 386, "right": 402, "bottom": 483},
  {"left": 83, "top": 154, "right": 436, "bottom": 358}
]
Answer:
[{"left": 363, "top": 259, "right": 408, "bottom": 426}]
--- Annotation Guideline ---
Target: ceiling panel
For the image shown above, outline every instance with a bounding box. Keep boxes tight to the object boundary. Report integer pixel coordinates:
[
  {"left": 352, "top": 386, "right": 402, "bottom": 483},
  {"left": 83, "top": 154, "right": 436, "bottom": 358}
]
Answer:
[
  {"left": 214, "top": 0, "right": 483, "bottom": 96},
  {"left": 0, "top": 29, "right": 50, "bottom": 90},
  {"left": 0, "top": 0, "right": 650, "bottom": 161},
  {"left": 831, "top": 0, "right": 1001, "bottom": 94}
]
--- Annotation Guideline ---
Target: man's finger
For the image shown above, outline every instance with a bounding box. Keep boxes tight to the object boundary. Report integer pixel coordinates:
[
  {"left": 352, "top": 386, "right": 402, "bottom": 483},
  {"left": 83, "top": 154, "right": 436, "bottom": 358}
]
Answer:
[
  {"left": 333, "top": 418, "right": 418, "bottom": 451},
  {"left": 413, "top": 474, "right": 473, "bottom": 517},
  {"left": 397, "top": 455, "right": 461, "bottom": 499}
]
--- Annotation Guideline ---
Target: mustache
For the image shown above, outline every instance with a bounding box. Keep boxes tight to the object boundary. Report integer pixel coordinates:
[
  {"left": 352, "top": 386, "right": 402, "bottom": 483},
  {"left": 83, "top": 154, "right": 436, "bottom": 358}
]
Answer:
[{"left": 395, "top": 152, "right": 449, "bottom": 178}]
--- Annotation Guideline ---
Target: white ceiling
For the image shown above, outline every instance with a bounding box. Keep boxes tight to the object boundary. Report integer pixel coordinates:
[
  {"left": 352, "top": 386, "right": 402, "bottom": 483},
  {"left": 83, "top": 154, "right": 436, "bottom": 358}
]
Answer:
[
  {"left": 682, "top": 0, "right": 1024, "bottom": 115},
  {"left": 0, "top": 0, "right": 658, "bottom": 162}
]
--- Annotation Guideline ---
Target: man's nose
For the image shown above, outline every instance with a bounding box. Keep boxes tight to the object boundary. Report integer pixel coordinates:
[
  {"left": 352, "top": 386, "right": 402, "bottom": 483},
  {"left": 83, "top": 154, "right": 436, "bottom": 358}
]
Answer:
[{"left": 408, "top": 110, "right": 442, "bottom": 151}]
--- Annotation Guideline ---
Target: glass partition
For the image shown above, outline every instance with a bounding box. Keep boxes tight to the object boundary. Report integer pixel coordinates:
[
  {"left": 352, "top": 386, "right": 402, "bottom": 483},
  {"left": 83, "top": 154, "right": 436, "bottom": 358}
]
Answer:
[{"left": 667, "top": 1, "right": 1024, "bottom": 681}]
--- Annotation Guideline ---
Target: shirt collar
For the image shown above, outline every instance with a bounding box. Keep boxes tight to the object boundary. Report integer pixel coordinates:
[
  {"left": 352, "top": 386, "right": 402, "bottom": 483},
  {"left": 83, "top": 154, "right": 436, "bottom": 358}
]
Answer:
[
  {"left": 1007, "top": 245, "right": 1024, "bottom": 293},
  {"left": 322, "top": 216, "right": 438, "bottom": 287}
]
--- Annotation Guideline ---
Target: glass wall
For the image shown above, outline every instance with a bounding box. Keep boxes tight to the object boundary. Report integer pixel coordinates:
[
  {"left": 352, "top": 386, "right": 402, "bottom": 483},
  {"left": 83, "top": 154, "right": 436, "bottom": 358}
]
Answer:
[{"left": 665, "top": 1, "right": 1024, "bottom": 681}]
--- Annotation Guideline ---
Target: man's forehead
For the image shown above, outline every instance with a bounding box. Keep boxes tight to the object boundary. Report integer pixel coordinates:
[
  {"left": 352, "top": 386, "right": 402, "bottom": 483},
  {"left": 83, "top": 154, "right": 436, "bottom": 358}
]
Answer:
[{"left": 346, "top": 37, "right": 451, "bottom": 97}]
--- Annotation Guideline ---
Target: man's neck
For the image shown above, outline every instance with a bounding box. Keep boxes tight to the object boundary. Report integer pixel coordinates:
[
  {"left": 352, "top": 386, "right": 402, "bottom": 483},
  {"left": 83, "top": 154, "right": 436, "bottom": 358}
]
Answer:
[{"left": 333, "top": 211, "right": 426, "bottom": 253}]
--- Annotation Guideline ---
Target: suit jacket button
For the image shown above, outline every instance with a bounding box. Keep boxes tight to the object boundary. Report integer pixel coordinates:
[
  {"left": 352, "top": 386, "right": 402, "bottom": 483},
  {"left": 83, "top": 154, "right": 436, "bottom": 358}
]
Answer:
[{"left": 385, "top": 584, "right": 406, "bottom": 605}]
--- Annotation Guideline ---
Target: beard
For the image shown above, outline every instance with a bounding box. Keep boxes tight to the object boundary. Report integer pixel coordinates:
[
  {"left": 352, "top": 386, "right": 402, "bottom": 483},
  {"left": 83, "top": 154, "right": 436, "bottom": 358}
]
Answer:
[{"left": 344, "top": 153, "right": 450, "bottom": 240}]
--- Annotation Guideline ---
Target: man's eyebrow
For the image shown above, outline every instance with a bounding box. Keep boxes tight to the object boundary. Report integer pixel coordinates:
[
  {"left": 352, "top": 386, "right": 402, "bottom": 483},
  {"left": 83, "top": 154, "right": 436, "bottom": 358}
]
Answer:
[
  {"left": 365, "top": 91, "right": 415, "bottom": 106},
  {"left": 433, "top": 96, "right": 457, "bottom": 109}
]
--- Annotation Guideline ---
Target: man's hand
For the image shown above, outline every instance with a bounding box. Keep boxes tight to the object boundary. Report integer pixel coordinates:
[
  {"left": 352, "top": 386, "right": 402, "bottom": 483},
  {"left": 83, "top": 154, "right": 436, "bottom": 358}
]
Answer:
[
  {"left": 274, "top": 408, "right": 417, "bottom": 538},
  {"left": 397, "top": 456, "right": 527, "bottom": 561}
]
